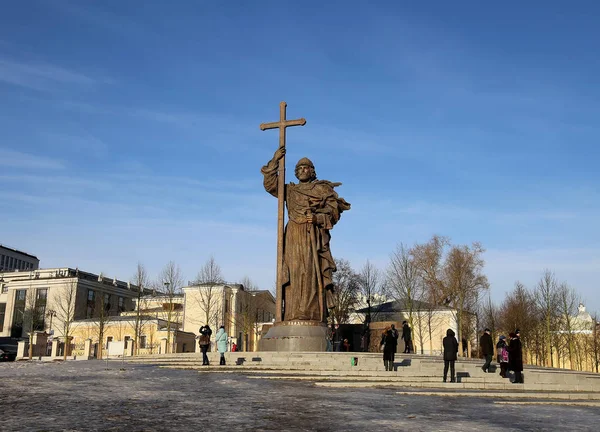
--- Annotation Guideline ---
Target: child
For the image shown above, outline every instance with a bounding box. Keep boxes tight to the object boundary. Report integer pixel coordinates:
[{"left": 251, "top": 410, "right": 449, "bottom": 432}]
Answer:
[{"left": 496, "top": 335, "right": 509, "bottom": 378}]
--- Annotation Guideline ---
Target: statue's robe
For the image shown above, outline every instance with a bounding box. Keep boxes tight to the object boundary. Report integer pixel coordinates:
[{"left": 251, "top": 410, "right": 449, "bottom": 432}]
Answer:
[{"left": 262, "top": 160, "right": 350, "bottom": 322}]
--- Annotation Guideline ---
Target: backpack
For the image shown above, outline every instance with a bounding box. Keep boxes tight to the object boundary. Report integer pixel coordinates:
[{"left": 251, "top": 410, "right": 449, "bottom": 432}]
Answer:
[
  {"left": 199, "top": 334, "right": 210, "bottom": 346},
  {"left": 501, "top": 346, "right": 509, "bottom": 363}
]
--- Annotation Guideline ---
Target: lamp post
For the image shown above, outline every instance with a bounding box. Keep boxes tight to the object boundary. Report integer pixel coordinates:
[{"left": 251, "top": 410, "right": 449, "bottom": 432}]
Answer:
[
  {"left": 47, "top": 309, "right": 56, "bottom": 334},
  {"left": 46, "top": 309, "right": 56, "bottom": 357}
]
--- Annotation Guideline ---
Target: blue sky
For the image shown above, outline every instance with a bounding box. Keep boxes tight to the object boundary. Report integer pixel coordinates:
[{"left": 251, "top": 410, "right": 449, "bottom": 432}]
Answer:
[{"left": 1, "top": 1, "right": 599, "bottom": 312}]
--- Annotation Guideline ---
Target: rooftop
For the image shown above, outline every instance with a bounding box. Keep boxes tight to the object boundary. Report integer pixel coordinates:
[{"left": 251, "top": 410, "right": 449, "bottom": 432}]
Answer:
[
  {"left": 0, "top": 243, "right": 39, "bottom": 260},
  {"left": 355, "top": 299, "right": 455, "bottom": 314}
]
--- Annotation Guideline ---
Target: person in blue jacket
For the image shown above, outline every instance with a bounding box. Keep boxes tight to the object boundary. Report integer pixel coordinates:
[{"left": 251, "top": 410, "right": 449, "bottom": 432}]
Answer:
[{"left": 215, "top": 325, "right": 228, "bottom": 366}]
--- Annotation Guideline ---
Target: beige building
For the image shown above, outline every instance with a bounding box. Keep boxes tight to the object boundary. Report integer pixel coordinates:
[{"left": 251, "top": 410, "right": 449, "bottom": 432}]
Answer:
[
  {"left": 0, "top": 244, "right": 39, "bottom": 272},
  {"left": 548, "top": 303, "right": 598, "bottom": 372},
  {"left": 70, "top": 315, "right": 196, "bottom": 358},
  {"left": 358, "top": 299, "right": 460, "bottom": 355},
  {"left": 128, "top": 294, "right": 185, "bottom": 326},
  {"left": 0, "top": 268, "right": 143, "bottom": 339},
  {"left": 182, "top": 283, "right": 275, "bottom": 352}
]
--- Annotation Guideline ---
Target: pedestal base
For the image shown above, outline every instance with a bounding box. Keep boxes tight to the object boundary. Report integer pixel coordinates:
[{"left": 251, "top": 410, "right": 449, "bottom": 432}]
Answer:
[{"left": 259, "top": 321, "right": 328, "bottom": 352}]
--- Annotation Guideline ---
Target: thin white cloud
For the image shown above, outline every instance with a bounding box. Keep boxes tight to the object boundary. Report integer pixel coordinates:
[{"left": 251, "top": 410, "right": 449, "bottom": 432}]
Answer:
[
  {"left": 486, "top": 248, "right": 600, "bottom": 274},
  {"left": 0, "top": 149, "right": 65, "bottom": 170},
  {"left": 359, "top": 198, "right": 580, "bottom": 223},
  {"left": 485, "top": 247, "right": 600, "bottom": 312},
  {"left": 0, "top": 174, "right": 110, "bottom": 191},
  {"left": 0, "top": 58, "right": 103, "bottom": 91},
  {"left": 44, "top": 132, "right": 109, "bottom": 157}
]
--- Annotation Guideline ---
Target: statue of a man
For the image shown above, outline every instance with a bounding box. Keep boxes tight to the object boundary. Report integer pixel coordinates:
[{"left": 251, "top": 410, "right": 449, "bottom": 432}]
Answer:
[{"left": 261, "top": 147, "right": 351, "bottom": 322}]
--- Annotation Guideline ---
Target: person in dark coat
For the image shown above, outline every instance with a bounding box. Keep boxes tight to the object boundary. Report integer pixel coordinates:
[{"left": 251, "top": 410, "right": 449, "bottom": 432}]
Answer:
[
  {"left": 401, "top": 321, "right": 412, "bottom": 353},
  {"left": 198, "top": 324, "right": 212, "bottom": 366},
  {"left": 381, "top": 328, "right": 398, "bottom": 371},
  {"left": 443, "top": 328, "right": 459, "bottom": 382},
  {"left": 496, "top": 335, "right": 509, "bottom": 378},
  {"left": 480, "top": 328, "right": 494, "bottom": 372},
  {"left": 507, "top": 329, "right": 524, "bottom": 383}
]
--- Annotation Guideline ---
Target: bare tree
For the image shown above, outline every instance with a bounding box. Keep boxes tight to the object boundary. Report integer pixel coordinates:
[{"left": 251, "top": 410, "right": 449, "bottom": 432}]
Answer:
[
  {"left": 54, "top": 278, "right": 78, "bottom": 360},
  {"left": 588, "top": 314, "right": 600, "bottom": 373},
  {"left": 240, "top": 276, "right": 258, "bottom": 291},
  {"left": 533, "top": 270, "right": 559, "bottom": 367},
  {"left": 92, "top": 291, "right": 112, "bottom": 360},
  {"left": 236, "top": 276, "right": 269, "bottom": 351},
  {"left": 411, "top": 235, "right": 450, "bottom": 304},
  {"left": 329, "top": 258, "right": 360, "bottom": 325},
  {"left": 479, "top": 294, "right": 500, "bottom": 356},
  {"left": 356, "top": 260, "right": 382, "bottom": 352},
  {"left": 157, "top": 261, "right": 184, "bottom": 354},
  {"left": 411, "top": 235, "right": 450, "bottom": 354},
  {"left": 556, "top": 283, "right": 580, "bottom": 370},
  {"left": 357, "top": 260, "right": 382, "bottom": 324},
  {"left": 385, "top": 243, "right": 422, "bottom": 336},
  {"left": 130, "top": 263, "right": 151, "bottom": 355},
  {"left": 23, "top": 287, "right": 46, "bottom": 360},
  {"left": 499, "top": 281, "right": 541, "bottom": 365},
  {"left": 194, "top": 256, "right": 225, "bottom": 331},
  {"left": 443, "top": 242, "right": 489, "bottom": 356}
]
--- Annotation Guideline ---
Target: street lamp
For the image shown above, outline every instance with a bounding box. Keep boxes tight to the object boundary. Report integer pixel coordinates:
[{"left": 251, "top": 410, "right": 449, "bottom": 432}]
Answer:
[{"left": 46, "top": 309, "right": 56, "bottom": 334}]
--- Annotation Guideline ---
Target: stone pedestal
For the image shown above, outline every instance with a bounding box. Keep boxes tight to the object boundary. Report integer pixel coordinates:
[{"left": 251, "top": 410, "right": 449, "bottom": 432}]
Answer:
[
  {"left": 125, "top": 341, "right": 135, "bottom": 356},
  {"left": 259, "top": 321, "right": 328, "bottom": 352},
  {"left": 79, "top": 339, "right": 92, "bottom": 360},
  {"left": 31, "top": 332, "right": 48, "bottom": 358},
  {"left": 56, "top": 336, "right": 73, "bottom": 358},
  {"left": 51, "top": 339, "right": 60, "bottom": 358},
  {"left": 17, "top": 340, "right": 28, "bottom": 359}
]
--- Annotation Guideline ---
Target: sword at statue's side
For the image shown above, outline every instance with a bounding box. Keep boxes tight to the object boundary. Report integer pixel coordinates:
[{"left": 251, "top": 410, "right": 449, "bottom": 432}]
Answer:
[
  {"left": 306, "top": 209, "right": 325, "bottom": 323},
  {"left": 259, "top": 101, "right": 306, "bottom": 322}
]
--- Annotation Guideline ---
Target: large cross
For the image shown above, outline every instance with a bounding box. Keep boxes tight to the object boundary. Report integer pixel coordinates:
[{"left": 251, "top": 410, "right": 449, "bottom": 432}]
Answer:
[{"left": 260, "top": 101, "right": 306, "bottom": 322}]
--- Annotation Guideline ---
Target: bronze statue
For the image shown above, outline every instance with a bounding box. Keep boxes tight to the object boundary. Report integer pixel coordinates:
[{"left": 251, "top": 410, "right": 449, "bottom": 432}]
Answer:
[{"left": 261, "top": 147, "right": 350, "bottom": 322}]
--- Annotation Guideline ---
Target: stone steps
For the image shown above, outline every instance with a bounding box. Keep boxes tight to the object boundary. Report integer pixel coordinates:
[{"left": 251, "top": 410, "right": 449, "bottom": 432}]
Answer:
[{"left": 126, "top": 351, "right": 600, "bottom": 392}]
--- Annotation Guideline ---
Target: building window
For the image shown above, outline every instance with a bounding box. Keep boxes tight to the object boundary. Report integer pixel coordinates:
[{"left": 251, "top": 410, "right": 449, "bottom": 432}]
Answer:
[
  {"left": 11, "top": 289, "right": 27, "bottom": 337},
  {"left": 118, "top": 297, "right": 124, "bottom": 312},
  {"left": 103, "top": 294, "right": 111, "bottom": 312},
  {"left": 9, "top": 257, "right": 14, "bottom": 269},
  {"left": 0, "top": 303, "right": 5, "bottom": 333},
  {"left": 86, "top": 290, "right": 95, "bottom": 318},
  {"left": 139, "top": 335, "right": 147, "bottom": 349},
  {"left": 106, "top": 336, "right": 113, "bottom": 348},
  {"left": 34, "top": 288, "right": 48, "bottom": 331}
]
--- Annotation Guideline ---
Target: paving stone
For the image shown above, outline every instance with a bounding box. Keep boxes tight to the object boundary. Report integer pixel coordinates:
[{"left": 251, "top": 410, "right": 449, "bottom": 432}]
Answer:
[{"left": 2, "top": 361, "right": 600, "bottom": 431}]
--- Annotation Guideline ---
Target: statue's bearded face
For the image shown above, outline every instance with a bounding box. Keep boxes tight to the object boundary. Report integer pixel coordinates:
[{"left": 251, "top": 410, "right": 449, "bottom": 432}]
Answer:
[{"left": 295, "top": 164, "right": 316, "bottom": 182}]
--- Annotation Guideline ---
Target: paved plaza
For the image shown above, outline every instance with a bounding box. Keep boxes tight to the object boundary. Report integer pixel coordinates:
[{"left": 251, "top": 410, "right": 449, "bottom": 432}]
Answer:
[{"left": 1, "top": 360, "right": 599, "bottom": 431}]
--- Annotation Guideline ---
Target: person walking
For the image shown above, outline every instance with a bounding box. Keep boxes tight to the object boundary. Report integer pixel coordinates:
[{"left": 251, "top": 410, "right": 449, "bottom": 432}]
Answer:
[
  {"left": 443, "top": 328, "right": 459, "bottom": 383},
  {"left": 401, "top": 321, "right": 412, "bottom": 354},
  {"left": 390, "top": 323, "right": 399, "bottom": 363},
  {"left": 496, "top": 335, "right": 509, "bottom": 378},
  {"left": 381, "top": 328, "right": 397, "bottom": 371},
  {"left": 480, "top": 328, "right": 494, "bottom": 373},
  {"left": 199, "top": 324, "right": 212, "bottom": 366},
  {"left": 215, "top": 325, "right": 228, "bottom": 366},
  {"left": 507, "top": 329, "right": 524, "bottom": 383}
]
